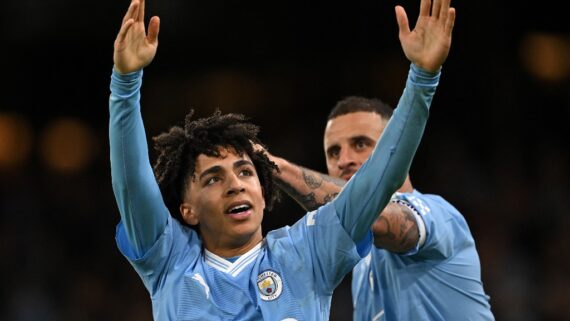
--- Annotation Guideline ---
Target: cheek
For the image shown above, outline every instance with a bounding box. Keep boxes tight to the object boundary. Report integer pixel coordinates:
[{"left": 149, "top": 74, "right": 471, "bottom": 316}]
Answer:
[
  {"left": 192, "top": 191, "right": 218, "bottom": 217},
  {"left": 326, "top": 161, "right": 338, "bottom": 175},
  {"left": 252, "top": 182, "right": 266, "bottom": 211},
  {"left": 356, "top": 148, "right": 374, "bottom": 162}
]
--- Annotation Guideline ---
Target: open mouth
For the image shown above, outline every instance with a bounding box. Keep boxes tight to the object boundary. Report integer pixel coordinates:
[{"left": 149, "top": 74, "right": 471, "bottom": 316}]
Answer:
[
  {"left": 225, "top": 202, "right": 253, "bottom": 220},
  {"left": 227, "top": 204, "right": 252, "bottom": 214}
]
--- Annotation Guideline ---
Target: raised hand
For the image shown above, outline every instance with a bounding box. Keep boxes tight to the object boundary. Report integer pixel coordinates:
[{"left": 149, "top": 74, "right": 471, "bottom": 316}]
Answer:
[
  {"left": 113, "top": 0, "right": 160, "bottom": 74},
  {"left": 395, "top": 0, "right": 456, "bottom": 72}
]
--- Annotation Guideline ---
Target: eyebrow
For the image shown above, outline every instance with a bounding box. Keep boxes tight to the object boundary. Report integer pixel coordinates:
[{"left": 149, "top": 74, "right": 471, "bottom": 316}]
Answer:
[
  {"left": 350, "top": 135, "right": 375, "bottom": 143},
  {"left": 198, "top": 159, "right": 255, "bottom": 181},
  {"left": 326, "top": 135, "right": 374, "bottom": 154}
]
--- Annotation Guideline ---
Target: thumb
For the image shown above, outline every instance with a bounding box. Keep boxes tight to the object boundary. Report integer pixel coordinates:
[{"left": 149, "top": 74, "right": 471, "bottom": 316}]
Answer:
[
  {"left": 147, "top": 16, "right": 160, "bottom": 45},
  {"left": 395, "top": 6, "right": 410, "bottom": 35}
]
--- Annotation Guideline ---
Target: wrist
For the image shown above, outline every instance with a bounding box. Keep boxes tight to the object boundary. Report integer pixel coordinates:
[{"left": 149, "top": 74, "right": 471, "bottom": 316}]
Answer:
[{"left": 269, "top": 154, "right": 287, "bottom": 175}]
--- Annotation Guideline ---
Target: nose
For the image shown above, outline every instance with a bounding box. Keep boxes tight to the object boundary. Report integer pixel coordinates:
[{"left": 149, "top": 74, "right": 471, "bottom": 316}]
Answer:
[
  {"left": 337, "top": 148, "right": 357, "bottom": 171},
  {"left": 225, "top": 173, "right": 245, "bottom": 196}
]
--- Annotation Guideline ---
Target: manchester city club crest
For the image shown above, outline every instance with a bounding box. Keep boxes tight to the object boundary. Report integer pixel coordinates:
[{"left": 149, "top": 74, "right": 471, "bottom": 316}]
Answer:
[{"left": 257, "top": 270, "right": 283, "bottom": 301}]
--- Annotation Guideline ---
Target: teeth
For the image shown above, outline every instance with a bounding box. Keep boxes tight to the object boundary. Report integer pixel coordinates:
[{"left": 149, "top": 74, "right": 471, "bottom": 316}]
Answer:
[{"left": 229, "top": 204, "right": 250, "bottom": 214}]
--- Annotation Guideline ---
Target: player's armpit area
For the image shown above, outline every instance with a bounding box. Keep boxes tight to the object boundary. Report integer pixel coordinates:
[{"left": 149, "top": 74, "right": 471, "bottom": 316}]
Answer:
[{"left": 372, "top": 202, "right": 419, "bottom": 253}]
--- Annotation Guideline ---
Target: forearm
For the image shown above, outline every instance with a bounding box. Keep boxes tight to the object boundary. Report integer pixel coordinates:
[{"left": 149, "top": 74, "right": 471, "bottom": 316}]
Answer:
[
  {"left": 272, "top": 156, "right": 345, "bottom": 211},
  {"left": 373, "top": 202, "right": 420, "bottom": 253},
  {"left": 333, "top": 64, "right": 438, "bottom": 241},
  {"left": 109, "top": 68, "right": 168, "bottom": 255}
]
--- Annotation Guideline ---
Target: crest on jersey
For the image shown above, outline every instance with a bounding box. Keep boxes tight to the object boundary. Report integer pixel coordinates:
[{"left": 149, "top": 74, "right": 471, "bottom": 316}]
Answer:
[{"left": 257, "top": 270, "right": 283, "bottom": 301}]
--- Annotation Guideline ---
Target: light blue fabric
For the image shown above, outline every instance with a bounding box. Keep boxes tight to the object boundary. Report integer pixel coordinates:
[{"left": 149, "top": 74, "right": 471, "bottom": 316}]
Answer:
[
  {"left": 109, "top": 64, "right": 437, "bottom": 320},
  {"left": 352, "top": 190, "right": 495, "bottom": 321}
]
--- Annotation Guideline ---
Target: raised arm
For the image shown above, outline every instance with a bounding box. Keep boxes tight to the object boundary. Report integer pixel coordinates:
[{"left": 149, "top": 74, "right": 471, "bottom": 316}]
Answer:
[
  {"left": 338, "top": 0, "right": 455, "bottom": 242},
  {"left": 109, "top": 0, "right": 165, "bottom": 257},
  {"left": 268, "top": 0, "right": 455, "bottom": 244}
]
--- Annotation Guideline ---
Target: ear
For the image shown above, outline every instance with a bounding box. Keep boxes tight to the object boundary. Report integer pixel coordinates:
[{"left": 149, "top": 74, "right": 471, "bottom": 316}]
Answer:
[{"left": 180, "top": 203, "right": 199, "bottom": 226}]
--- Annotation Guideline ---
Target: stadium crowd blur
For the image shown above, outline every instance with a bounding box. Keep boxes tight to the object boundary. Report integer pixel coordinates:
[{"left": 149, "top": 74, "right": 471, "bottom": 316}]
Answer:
[{"left": 0, "top": 1, "right": 568, "bottom": 320}]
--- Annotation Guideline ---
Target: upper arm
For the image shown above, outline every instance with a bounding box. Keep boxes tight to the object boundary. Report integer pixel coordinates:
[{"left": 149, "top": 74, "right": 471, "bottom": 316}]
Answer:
[{"left": 394, "top": 193, "right": 470, "bottom": 260}]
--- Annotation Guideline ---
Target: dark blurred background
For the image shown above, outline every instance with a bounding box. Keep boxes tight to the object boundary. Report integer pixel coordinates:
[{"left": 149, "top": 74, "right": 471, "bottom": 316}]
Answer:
[{"left": 1, "top": 0, "right": 568, "bottom": 320}]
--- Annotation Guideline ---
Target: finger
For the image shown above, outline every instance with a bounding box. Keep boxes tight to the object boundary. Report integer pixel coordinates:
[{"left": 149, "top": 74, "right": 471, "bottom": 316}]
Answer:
[
  {"left": 121, "top": 0, "right": 139, "bottom": 25},
  {"left": 116, "top": 18, "right": 135, "bottom": 43},
  {"left": 445, "top": 8, "right": 456, "bottom": 35},
  {"left": 139, "top": 0, "right": 145, "bottom": 23},
  {"left": 438, "top": 0, "right": 451, "bottom": 22},
  {"left": 147, "top": 16, "right": 160, "bottom": 45},
  {"left": 419, "top": 0, "right": 431, "bottom": 18},
  {"left": 431, "top": 0, "right": 441, "bottom": 19},
  {"left": 395, "top": 6, "right": 410, "bottom": 35}
]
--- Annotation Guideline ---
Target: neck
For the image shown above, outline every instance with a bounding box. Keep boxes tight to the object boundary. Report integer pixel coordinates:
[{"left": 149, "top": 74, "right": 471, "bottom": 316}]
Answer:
[{"left": 202, "top": 231, "right": 263, "bottom": 258}]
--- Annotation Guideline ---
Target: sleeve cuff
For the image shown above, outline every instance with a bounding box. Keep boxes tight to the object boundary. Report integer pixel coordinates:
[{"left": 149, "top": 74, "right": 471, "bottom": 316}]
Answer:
[
  {"left": 409, "top": 63, "right": 441, "bottom": 87},
  {"left": 110, "top": 68, "right": 143, "bottom": 95}
]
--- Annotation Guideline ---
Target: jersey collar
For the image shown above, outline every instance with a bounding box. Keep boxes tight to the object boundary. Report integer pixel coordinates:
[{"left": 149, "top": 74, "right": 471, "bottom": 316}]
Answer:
[{"left": 204, "top": 242, "right": 262, "bottom": 277}]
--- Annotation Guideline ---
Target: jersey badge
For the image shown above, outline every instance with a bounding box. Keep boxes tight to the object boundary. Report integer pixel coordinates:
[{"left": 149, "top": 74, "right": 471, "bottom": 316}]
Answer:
[{"left": 257, "top": 270, "right": 283, "bottom": 301}]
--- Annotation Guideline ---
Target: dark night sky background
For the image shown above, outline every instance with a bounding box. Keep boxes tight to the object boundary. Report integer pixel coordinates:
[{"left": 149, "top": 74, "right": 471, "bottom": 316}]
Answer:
[{"left": 1, "top": 1, "right": 568, "bottom": 320}]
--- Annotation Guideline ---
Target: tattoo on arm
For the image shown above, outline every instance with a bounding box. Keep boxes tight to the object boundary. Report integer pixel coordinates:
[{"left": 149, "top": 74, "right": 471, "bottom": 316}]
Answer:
[
  {"left": 275, "top": 165, "right": 347, "bottom": 211},
  {"left": 302, "top": 169, "right": 323, "bottom": 189},
  {"left": 323, "top": 193, "right": 339, "bottom": 203},
  {"left": 319, "top": 171, "right": 346, "bottom": 188},
  {"left": 299, "top": 192, "right": 321, "bottom": 210},
  {"left": 274, "top": 175, "right": 324, "bottom": 210},
  {"left": 373, "top": 203, "right": 419, "bottom": 253},
  {"left": 302, "top": 168, "right": 346, "bottom": 189}
]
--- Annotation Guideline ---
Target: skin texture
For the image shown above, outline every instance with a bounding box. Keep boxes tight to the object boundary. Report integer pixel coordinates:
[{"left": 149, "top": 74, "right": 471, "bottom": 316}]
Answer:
[
  {"left": 324, "top": 112, "right": 387, "bottom": 181},
  {"left": 113, "top": 0, "right": 159, "bottom": 75},
  {"left": 179, "top": 148, "right": 266, "bottom": 258}
]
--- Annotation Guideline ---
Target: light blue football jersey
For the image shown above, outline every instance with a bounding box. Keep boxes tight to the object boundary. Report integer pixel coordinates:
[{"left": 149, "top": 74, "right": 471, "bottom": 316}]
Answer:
[
  {"left": 109, "top": 64, "right": 438, "bottom": 320},
  {"left": 117, "top": 202, "right": 367, "bottom": 320},
  {"left": 352, "top": 190, "right": 495, "bottom": 321}
]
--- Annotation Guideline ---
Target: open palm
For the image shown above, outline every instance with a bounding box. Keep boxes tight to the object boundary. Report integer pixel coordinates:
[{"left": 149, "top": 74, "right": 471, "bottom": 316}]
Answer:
[
  {"left": 113, "top": 0, "right": 160, "bottom": 74},
  {"left": 396, "top": 0, "right": 456, "bottom": 72}
]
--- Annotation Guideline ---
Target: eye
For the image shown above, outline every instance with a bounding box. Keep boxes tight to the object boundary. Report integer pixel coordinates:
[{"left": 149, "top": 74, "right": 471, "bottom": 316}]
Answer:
[
  {"left": 355, "top": 138, "right": 372, "bottom": 150},
  {"left": 327, "top": 147, "right": 340, "bottom": 159},
  {"left": 239, "top": 168, "right": 254, "bottom": 177},
  {"left": 205, "top": 176, "right": 220, "bottom": 186}
]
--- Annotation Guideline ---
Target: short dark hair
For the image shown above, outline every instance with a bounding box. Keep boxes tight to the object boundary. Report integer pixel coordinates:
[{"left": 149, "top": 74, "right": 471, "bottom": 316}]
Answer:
[
  {"left": 328, "top": 96, "right": 393, "bottom": 120},
  {"left": 152, "top": 110, "right": 280, "bottom": 227}
]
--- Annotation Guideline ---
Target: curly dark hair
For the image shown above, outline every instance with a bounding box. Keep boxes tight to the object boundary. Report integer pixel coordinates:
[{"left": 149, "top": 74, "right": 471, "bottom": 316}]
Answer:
[{"left": 152, "top": 109, "right": 280, "bottom": 227}]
